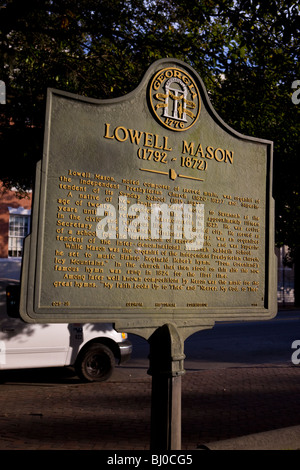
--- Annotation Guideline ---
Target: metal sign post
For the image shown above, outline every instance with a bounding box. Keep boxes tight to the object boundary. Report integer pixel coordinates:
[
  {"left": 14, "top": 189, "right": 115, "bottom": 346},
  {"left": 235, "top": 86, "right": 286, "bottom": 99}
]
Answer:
[{"left": 148, "top": 323, "right": 185, "bottom": 450}]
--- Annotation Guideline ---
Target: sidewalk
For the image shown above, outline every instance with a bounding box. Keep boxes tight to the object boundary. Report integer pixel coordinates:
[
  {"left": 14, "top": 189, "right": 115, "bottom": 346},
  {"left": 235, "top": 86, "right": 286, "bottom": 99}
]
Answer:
[
  {"left": 182, "top": 364, "right": 300, "bottom": 450},
  {"left": 0, "top": 363, "right": 299, "bottom": 450},
  {"left": 198, "top": 425, "right": 300, "bottom": 450}
]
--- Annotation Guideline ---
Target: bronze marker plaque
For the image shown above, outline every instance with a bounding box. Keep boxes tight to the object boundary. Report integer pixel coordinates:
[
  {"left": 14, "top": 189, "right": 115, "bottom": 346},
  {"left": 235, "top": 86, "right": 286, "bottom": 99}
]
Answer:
[{"left": 20, "top": 59, "right": 277, "bottom": 338}]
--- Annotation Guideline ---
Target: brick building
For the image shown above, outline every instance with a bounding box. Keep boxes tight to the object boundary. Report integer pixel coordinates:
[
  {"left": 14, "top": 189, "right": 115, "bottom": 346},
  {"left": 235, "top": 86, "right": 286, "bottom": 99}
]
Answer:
[{"left": 0, "top": 182, "right": 32, "bottom": 279}]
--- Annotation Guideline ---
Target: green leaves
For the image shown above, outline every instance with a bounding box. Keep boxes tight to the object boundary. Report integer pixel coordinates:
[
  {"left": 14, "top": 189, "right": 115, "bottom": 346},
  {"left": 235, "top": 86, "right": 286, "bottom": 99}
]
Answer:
[{"left": 0, "top": 0, "right": 299, "bottom": 253}]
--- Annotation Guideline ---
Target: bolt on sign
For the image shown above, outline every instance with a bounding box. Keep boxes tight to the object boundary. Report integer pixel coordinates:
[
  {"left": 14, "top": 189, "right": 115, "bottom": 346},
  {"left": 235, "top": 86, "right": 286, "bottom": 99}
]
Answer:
[{"left": 20, "top": 59, "right": 277, "bottom": 339}]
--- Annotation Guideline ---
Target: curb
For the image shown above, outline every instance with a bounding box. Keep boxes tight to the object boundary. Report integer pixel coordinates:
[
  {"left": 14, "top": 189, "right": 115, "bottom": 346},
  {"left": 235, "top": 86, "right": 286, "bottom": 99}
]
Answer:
[{"left": 198, "top": 425, "right": 300, "bottom": 450}]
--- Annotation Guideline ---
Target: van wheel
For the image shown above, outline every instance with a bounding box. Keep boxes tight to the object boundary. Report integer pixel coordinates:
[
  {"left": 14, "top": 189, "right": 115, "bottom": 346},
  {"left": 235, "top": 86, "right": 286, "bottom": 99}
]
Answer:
[{"left": 76, "top": 344, "right": 115, "bottom": 382}]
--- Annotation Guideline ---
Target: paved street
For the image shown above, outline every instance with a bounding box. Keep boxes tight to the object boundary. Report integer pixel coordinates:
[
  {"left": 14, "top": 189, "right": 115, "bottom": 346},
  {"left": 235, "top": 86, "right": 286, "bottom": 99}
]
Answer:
[
  {"left": 0, "top": 309, "right": 299, "bottom": 450},
  {"left": 124, "top": 308, "right": 300, "bottom": 372}
]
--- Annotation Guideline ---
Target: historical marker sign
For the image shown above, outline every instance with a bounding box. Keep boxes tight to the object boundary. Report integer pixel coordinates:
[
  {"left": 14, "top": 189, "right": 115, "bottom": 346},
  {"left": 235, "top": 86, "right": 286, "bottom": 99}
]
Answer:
[{"left": 20, "top": 59, "right": 277, "bottom": 338}]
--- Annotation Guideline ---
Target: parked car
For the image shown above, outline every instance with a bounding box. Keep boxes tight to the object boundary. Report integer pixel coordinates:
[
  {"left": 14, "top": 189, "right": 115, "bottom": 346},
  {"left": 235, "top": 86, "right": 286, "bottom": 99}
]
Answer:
[{"left": 0, "top": 278, "right": 132, "bottom": 382}]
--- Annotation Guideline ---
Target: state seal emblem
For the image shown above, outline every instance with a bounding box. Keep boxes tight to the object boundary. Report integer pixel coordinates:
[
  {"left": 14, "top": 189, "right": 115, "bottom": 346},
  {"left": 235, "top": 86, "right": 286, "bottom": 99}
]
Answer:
[{"left": 149, "top": 67, "right": 201, "bottom": 131}]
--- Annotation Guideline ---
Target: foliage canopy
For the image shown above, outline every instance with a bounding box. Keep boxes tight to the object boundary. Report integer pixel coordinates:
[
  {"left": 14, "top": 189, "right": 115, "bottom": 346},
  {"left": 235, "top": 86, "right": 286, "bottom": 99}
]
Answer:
[{"left": 0, "top": 0, "right": 299, "bottom": 255}]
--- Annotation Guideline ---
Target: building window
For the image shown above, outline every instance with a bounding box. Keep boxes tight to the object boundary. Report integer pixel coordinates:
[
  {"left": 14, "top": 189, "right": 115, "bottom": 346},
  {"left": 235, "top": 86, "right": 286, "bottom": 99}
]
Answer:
[{"left": 8, "top": 208, "right": 31, "bottom": 258}]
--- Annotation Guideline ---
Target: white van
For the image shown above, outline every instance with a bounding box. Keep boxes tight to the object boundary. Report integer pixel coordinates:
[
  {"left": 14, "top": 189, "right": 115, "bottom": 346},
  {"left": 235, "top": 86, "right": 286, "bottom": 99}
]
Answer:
[{"left": 0, "top": 266, "right": 132, "bottom": 382}]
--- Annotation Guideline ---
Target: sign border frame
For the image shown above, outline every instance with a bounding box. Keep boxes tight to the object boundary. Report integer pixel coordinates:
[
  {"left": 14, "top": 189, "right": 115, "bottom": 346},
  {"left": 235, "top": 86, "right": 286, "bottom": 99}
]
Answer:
[{"left": 20, "top": 58, "right": 277, "bottom": 338}]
